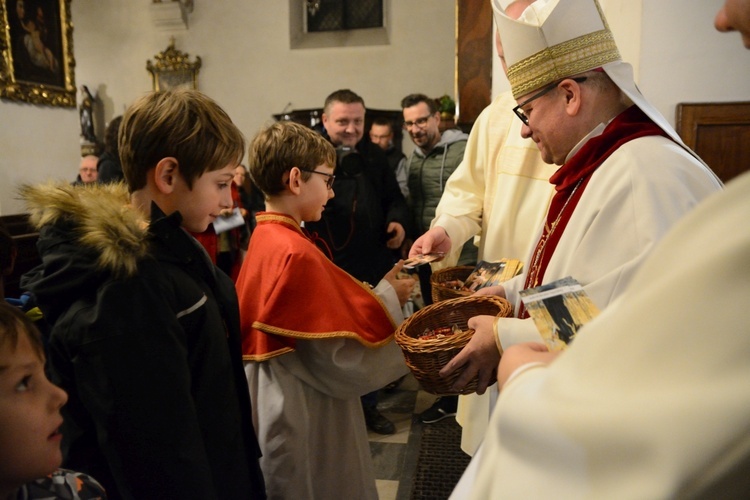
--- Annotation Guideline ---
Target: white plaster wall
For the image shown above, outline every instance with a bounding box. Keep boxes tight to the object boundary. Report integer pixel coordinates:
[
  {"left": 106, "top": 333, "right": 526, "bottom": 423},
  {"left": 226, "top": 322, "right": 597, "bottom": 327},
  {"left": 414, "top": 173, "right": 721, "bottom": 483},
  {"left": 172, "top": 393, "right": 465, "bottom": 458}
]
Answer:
[
  {"left": 639, "top": 0, "right": 750, "bottom": 126},
  {"left": 0, "top": 0, "right": 456, "bottom": 215},
  {"left": 3, "top": 0, "right": 749, "bottom": 215}
]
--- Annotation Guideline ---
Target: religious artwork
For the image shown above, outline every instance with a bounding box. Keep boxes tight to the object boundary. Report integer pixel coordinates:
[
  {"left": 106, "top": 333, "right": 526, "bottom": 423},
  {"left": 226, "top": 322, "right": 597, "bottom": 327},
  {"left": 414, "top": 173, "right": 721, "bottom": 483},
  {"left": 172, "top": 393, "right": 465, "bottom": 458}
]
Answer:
[
  {"left": 146, "top": 38, "right": 201, "bottom": 91},
  {"left": 519, "top": 276, "right": 601, "bottom": 351},
  {"left": 79, "top": 85, "right": 96, "bottom": 143},
  {"left": 0, "top": 0, "right": 76, "bottom": 107}
]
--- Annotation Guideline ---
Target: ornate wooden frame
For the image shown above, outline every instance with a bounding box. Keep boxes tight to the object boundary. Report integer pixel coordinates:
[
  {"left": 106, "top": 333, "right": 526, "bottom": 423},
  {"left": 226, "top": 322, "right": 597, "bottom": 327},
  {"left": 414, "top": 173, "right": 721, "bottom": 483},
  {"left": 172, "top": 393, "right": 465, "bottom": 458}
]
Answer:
[
  {"left": 0, "top": 0, "right": 76, "bottom": 107},
  {"left": 146, "top": 38, "right": 201, "bottom": 91}
]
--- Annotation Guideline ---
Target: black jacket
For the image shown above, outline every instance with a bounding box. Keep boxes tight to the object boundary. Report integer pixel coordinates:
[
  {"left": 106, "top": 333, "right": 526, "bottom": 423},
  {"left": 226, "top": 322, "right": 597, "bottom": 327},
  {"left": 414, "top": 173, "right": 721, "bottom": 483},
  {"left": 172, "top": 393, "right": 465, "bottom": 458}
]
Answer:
[
  {"left": 97, "top": 151, "right": 124, "bottom": 184},
  {"left": 305, "top": 135, "right": 409, "bottom": 284},
  {"left": 21, "top": 183, "right": 266, "bottom": 500}
]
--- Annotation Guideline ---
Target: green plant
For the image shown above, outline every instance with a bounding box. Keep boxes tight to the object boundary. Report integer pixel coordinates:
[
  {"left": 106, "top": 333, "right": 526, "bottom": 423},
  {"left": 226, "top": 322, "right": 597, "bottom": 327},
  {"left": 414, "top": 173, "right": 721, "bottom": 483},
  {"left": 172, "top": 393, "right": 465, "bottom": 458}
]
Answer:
[{"left": 436, "top": 95, "right": 456, "bottom": 115}]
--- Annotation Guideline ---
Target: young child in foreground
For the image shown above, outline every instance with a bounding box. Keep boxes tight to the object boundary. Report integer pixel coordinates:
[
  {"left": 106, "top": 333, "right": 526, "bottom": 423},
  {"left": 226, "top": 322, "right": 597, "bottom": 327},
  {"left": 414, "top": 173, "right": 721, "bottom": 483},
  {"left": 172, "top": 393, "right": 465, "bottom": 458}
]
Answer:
[
  {"left": 235, "top": 121, "right": 413, "bottom": 500},
  {"left": 20, "top": 88, "right": 266, "bottom": 499},
  {"left": 0, "top": 302, "right": 106, "bottom": 499}
]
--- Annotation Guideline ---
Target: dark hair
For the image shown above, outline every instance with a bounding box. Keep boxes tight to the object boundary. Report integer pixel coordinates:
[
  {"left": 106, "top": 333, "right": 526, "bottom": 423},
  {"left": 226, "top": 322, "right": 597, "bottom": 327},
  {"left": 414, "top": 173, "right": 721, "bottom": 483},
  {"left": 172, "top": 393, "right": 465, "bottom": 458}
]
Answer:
[
  {"left": 323, "top": 89, "right": 365, "bottom": 114},
  {"left": 119, "top": 88, "right": 245, "bottom": 192},
  {"left": 371, "top": 116, "right": 394, "bottom": 131},
  {"left": 400, "top": 93, "right": 438, "bottom": 114},
  {"left": 248, "top": 121, "right": 336, "bottom": 198},
  {"left": 103, "top": 115, "right": 123, "bottom": 156},
  {"left": 0, "top": 302, "right": 44, "bottom": 361}
]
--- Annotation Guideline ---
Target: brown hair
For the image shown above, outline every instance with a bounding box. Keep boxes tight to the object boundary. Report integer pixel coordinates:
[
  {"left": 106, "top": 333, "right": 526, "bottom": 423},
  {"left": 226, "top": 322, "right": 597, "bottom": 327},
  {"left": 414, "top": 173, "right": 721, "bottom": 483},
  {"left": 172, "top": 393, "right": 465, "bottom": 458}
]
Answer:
[
  {"left": 248, "top": 121, "right": 336, "bottom": 198},
  {"left": 0, "top": 302, "right": 44, "bottom": 361},
  {"left": 119, "top": 88, "right": 245, "bottom": 192},
  {"left": 323, "top": 89, "right": 365, "bottom": 114},
  {"left": 371, "top": 116, "right": 395, "bottom": 131},
  {"left": 400, "top": 93, "right": 438, "bottom": 114}
]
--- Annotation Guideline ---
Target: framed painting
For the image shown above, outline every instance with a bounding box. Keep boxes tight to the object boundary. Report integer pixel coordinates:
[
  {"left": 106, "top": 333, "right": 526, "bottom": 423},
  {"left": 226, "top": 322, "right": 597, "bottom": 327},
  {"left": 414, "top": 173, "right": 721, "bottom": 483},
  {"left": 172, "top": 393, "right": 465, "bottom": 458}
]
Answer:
[
  {"left": 0, "top": 0, "right": 76, "bottom": 107},
  {"left": 146, "top": 39, "right": 201, "bottom": 91}
]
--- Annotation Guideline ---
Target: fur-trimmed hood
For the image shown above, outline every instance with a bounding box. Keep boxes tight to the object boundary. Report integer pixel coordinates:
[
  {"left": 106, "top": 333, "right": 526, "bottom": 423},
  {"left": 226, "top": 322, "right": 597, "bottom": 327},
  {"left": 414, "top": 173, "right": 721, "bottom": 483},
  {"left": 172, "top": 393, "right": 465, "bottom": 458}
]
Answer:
[
  {"left": 19, "top": 182, "right": 154, "bottom": 323},
  {"left": 19, "top": 182, "right": 150, "bottom": 276}
]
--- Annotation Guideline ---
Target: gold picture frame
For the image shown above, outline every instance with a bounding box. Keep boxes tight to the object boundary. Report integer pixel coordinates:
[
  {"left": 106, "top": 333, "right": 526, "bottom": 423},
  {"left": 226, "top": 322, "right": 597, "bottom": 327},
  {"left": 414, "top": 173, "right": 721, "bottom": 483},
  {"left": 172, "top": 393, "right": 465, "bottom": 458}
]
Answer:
[
  {"left": 0, "top": 0, "right": 76, "bottom": 107},
  {"left": 146, "top": 38, "right": 201, "bottom": 91}
]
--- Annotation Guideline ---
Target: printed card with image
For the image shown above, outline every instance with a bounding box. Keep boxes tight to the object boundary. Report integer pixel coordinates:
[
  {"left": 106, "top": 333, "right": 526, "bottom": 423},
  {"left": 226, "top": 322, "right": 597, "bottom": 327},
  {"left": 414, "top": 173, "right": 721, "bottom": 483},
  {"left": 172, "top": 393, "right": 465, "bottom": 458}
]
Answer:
[
  {"left": 519, "top": 276, "right": 600, "bottom": 351},
  {"left": 403, "top": 252, "right": 446, "bottom": 269}
]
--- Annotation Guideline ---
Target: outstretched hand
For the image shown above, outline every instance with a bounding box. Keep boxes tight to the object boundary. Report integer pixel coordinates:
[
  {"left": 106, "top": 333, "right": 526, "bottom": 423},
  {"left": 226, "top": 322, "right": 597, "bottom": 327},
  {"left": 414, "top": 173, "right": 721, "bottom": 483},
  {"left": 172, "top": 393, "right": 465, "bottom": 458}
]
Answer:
[
  {"left": 439, "top": 314, "right": 500, "bottom": 395},
  {"left": 409, "top": 227, "right": 452, "bottom": 257},
  {"left": 472, "top": 285, "right": 506, "bottom": 298},
  {"left": 498, "top": 343, "right": 560, "bottom": 389},
  {"left": 386, "top": 222, "right": 406, "bottom": 249},
  {"left": 384, "top": 260, "right": 416, "bottom": 307}
]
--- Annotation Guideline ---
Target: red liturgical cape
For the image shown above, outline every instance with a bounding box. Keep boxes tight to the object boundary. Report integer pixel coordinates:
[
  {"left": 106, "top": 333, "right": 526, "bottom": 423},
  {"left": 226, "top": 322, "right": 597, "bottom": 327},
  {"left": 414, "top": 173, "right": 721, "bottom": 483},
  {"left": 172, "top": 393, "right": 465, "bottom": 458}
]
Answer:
[
  {"left": 519, "top": 106, "right": 669, "bottom": 318},
  {"left": 236, "top": 212, "right": 398, "bottom": 361}
]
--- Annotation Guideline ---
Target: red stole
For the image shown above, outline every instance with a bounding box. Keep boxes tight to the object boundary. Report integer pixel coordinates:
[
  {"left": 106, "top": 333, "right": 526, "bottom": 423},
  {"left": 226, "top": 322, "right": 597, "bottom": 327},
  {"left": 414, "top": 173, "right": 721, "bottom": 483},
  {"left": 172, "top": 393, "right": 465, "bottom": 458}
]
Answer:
[
  {"left": 236, "top": 212, "right": 397, "bottom": 361},
  {"left": 519, "top": 106, "right": 670, "bottom": 318}
]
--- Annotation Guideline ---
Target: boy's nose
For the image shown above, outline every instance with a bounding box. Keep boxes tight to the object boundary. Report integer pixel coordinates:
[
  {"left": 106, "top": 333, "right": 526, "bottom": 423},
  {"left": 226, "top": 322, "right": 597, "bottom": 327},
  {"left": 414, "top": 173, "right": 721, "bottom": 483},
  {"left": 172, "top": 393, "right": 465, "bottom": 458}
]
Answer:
[{"left": 221, "top": 190, "right": 233, "bottom": 207}]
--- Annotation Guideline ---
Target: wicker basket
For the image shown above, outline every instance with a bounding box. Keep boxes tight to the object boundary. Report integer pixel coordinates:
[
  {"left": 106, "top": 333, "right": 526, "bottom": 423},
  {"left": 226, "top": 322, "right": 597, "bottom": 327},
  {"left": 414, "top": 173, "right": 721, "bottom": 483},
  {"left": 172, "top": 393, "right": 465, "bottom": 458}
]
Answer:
[
  {"left": 430, "top": 265, "right": 475, "bottom": 302},
  {"left": 395, "top": 295, "right": 512, "bottom": 395}
]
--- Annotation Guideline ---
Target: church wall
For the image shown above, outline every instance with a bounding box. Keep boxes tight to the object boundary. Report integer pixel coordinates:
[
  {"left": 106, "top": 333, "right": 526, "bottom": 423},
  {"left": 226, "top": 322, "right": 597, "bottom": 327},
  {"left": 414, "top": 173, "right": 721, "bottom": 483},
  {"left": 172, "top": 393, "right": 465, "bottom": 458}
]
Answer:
[
  {"left": 1, "top": 0, "right": 456, "bottom": 214},
  {"left": 2, "top": 0, "right": 749, "bottom": 215}
]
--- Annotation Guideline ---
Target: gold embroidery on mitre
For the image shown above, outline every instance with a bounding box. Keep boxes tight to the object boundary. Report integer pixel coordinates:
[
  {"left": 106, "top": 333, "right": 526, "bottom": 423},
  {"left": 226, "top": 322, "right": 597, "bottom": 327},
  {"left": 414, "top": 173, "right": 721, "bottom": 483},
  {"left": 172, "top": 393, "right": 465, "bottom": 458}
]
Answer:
[{"left": 508, "top": 29, "right": 621, "bottom": 99}]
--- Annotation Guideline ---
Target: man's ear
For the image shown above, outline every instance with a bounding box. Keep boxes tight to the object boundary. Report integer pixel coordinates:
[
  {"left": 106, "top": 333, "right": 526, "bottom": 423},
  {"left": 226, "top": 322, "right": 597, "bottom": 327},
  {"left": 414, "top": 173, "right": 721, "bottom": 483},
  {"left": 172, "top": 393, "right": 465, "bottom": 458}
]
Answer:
[
  {"left": 561, "top": 80, "right": 583, "bottom": 117},
  {"left": 153, "top": 157, "right": 180, "bottom": 194}
]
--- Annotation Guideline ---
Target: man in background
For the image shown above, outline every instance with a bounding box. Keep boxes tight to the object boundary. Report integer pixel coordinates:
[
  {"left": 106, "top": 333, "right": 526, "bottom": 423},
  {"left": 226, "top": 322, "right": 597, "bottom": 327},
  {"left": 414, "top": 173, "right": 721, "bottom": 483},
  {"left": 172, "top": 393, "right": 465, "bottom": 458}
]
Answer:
[
  {"left": 369, "top": 117, "right": 408, "bottom": 197},
  {"left": 73, "top": 155, "right": 98, "bottom": 185}
]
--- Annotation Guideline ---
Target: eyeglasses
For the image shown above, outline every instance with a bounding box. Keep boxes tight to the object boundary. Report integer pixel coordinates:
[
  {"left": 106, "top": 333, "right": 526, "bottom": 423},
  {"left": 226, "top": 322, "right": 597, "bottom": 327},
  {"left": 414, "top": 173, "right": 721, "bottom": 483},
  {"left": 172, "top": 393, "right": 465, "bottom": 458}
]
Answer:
[
  {"left": 513, "top": 77, "right": 587, "bottom": 126},
  {"left": 403, "top": 114, "right": 433, "bottom": 130},
  {"left": 299, "top": 168, "right": 335, "bottom": 189}
]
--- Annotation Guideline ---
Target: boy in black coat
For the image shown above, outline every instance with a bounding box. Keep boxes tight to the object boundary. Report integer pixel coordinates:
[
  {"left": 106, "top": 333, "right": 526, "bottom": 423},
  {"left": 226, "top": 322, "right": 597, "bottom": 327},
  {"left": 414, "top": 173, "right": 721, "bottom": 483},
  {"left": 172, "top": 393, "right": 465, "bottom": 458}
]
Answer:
[{"left": 21, "top": 89, "right": 266, "bottom": 499}]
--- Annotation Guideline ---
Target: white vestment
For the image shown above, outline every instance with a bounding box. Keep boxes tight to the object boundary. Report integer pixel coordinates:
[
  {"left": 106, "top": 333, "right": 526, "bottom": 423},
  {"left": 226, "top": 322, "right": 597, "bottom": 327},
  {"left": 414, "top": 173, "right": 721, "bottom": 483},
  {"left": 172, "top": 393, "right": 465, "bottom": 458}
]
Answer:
[
  {"left": 431, "top": 91, "right": 557, "bottom": 454},
  {"left": 452, "top": 170, "right": 750, "bottom": 499},
  {"left": 496, "top": 134, "right": 722, "bottom": 349},
  {"left": 245, "top": 281, "right": 408, "bottom": 500}
]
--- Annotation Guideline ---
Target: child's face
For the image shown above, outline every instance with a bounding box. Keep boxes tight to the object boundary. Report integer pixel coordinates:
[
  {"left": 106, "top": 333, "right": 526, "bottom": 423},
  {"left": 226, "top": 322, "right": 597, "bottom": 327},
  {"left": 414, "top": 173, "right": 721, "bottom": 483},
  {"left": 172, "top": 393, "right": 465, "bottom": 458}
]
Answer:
[
  {"left": 0, "top": 334, "right": 67, "bottom": 488},
  {"left": 174, "top": 163, "right": 236, "bottom": 233},
  {"left": 300, "top": 163, "right": 335, "bottom": 223}
]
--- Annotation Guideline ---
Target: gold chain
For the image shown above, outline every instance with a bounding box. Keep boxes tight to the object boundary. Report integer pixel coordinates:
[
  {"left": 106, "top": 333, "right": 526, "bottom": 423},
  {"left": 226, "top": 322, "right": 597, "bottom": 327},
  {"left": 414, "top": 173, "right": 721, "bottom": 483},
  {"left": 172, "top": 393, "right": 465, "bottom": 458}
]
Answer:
[{"left": 527, "top": 179, "right": 584, "bottom": 288}]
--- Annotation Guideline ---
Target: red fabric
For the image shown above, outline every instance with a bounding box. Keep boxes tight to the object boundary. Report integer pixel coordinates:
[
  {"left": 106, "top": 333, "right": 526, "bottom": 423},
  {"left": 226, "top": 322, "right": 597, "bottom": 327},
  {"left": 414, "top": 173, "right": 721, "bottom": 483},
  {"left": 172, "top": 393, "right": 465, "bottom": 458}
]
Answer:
[
  {"left": 190, "top": 226, "right": 218, "bottom": 264},
  {"left": 519, "top": 106, "right": 670, "bottom": 318},
  {"left": 235, "top": 212, "right": 397, "bottom": 360},
  {"left": 192, "top": 184, "right": 247, "bottom": 276}
]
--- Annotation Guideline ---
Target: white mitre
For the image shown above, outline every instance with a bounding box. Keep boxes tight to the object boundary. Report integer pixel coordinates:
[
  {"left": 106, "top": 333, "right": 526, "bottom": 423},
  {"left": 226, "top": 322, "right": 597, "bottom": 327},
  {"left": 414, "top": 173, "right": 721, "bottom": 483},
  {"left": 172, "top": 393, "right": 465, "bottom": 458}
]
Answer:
[{"left": 490, "top": 0, "right": 714, "bottom": 168}]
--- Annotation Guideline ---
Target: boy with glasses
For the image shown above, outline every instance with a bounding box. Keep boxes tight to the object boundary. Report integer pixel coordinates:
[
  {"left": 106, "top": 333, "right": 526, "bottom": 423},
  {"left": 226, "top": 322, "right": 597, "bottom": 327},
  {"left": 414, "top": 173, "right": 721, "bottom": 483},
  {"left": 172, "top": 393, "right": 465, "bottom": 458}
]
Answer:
[
  {"left": 235, "top": 121, "right": 413, "bottom": 500},
  {"left": 306, "top": 89, "right": 411, "bottom": 435}
]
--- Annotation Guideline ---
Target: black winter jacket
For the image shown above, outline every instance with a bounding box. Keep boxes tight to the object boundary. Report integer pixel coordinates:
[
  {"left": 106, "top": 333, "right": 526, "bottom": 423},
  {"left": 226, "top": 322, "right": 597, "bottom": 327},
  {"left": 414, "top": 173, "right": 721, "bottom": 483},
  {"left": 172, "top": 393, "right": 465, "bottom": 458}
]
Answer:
[
  {"left": 305, "top": 136, "right": 410, "bottom": 284},
  {"left": 20, "top": 183, "right": 266, "bottom": 500}
]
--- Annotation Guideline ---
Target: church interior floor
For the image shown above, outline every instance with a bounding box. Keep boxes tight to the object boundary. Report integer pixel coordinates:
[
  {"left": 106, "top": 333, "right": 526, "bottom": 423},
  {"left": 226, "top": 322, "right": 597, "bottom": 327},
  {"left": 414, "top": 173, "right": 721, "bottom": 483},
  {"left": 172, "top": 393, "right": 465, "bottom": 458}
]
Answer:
[{"left": 368, "top": 373, "right": 471, "bottom": 500}]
